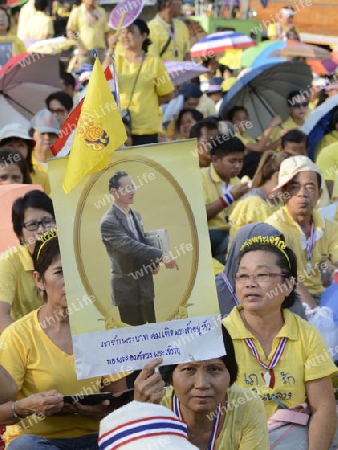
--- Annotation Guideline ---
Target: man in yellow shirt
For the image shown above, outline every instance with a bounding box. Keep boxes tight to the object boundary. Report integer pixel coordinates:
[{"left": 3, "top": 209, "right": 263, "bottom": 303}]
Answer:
[
  {"left": 200, "top": 135, "right": 249, "bottom": 263},
  {"left": 66, "top": 0, "right": 109, "bottom": 65},
  {"left": 314, "top": 109, "right": 338, "bottom": 161},
  {"left": 148, "top": 0, "right": 190, "bottom": 61},
  {"left": 267, "top": 6, "right": 300, "bottom": 40},
  {"left": 25, "top": 0, "right": 54, "bottom": 39},
  {"left": 316, "top": 142, "right": 338, "bottom": 199},
  {"left": 266, "top": 155, "right": 338, "bottom": 303},
  {"left": 270, "top": 90, "right": 310, "bottom": 147}
]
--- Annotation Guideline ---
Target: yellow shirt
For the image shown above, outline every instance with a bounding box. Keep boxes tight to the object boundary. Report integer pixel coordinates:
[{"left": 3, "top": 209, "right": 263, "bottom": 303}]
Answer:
[
  {"left": 316, "top": 142, "right": 338, "bottom": 181},
  {"left": 0, "top": 35, "right": 26, "bottom": 56},
  {"left": 229, "top": 195, "right": 280, "bottom": 248},
  {"left": 161, "top": 384, "right": 269, "bottom": 449},
  {"left": 25, "top": 11, "right": 54, "bottom": 39},
  {"left": 267, "top": 23, "right": 300, "bottom": 39},
  {"left": 266, "top": 206, "right": 338, "bottom": 295},
  {"left": 197, "top": 96, "right": 216, "bottom": 117},
  {"left": 315, "top": 130, "right": 338, "bottom": 161},
  {"left": 200, "top": 164, "right": 241, "bottom": 232},
  {"left": 223, "top": 307, "right": 337, "bottom": 419},
  {"left": 115, "top": 53, "right": 174, "bottom": 135},
  {"left": 31, "top": 168, "right": 51, "bottom": 196},
  {"left": 270, "top": 115, "right": 309, "bottom": 147},
  {"left": 17, "top": 0, "right": 35, "bottom": 39},
  {"left": 213, "top": 257, "right": 224, "bottom": 276},
  {"left": 0, "top": 245, "right": 42, "bottom": 321},
  {"left": 66, "top": 4, "right": 108, "bottom": 50},
  {"left": 148, "top": 15, "right": 190, "bottom": 61},
  {"left": 0, "top": 309, "right": 103, "bottom": 444}
]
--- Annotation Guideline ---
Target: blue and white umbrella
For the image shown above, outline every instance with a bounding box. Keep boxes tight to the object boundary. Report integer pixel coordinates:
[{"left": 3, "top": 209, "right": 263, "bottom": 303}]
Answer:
[
  {"left": 301, "top": 94, "right": 338, "bottom": 160},
  {"left": 191, "top": 31, "right": 255, "bottom": 59},
  {"left": 219, "top": 60, "right": 312, "bottom": 139}
]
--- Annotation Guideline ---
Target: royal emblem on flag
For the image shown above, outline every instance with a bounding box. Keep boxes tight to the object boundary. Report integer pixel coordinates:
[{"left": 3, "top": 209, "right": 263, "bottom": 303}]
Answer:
[{"left": 78, "top": 113, "right": 109, "bottom": 151}]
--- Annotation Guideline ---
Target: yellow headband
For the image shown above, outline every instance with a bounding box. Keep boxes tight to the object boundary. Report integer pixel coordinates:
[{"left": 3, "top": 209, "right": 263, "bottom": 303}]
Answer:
[
  {"left": 36, "top": 228, "right": 58, "bottom": 261},
  {"left": 240, "top": 236, "right": 291, "bottom": 269}
]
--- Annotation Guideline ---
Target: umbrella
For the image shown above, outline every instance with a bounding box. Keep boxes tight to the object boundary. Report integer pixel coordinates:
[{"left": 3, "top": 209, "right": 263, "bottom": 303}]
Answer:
[
  {"left": 24, "top": 36, "right": 77, "bottom": 54},
  {"left": 240, "top": 40, "right": 300, "bottom": 68},
  {"left": 219, "top": 60, "right": 312, "bottom": 139},
  {"left": 164, "top": 60, "right": 209, "bottom": 86},
  {"left": 307, "top": 59, "right": 338, "bottom": 76},
  {"left": 301, "top": 94, "right": 338, "bottom": 160},
  {"left": 190, "top": 31, "right": 255, "bottom": 59},
  {"left": 0, "top": 95, "right": 29, "bottom": 128},
  {"left": 270, "top": 43, "right": 331, "bottom": 61},
  {"left": 0, "top": 53, "right": 61, "bottom": 118}
]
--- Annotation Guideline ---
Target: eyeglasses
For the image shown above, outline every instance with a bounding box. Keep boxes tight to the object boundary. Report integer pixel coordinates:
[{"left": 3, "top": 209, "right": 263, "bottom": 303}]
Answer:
[
  {"left": 23, "top": 217, "right": 56, "bottom": 231},
  {"left": 233, "top": 273, "right": 288, "bottom": 283},
  {"left": 49, "top": 108, "right": 66, "bottom": 114},
  {"left": 292, "top": 102, "right": 309, "bottom": 108}
]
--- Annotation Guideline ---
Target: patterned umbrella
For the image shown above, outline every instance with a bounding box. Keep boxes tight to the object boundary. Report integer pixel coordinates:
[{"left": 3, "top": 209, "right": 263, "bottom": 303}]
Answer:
[
  {"left": 270, "top": 43, "right": 331, "bottom": 61},
  {"left": 308, "top": 59, "right": 338, "bottom": 75},
  {"left": 164, "top": 60, "right": 209, "bottom": 86},
  {"left": 191, "top": 31, "right": 255, "bottom": 59}
]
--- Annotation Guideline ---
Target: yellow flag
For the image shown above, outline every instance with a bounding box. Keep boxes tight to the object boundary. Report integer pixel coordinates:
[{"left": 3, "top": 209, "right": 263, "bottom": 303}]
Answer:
[{"left": 63, "top": 58, "right": 127, "bottom": 194}]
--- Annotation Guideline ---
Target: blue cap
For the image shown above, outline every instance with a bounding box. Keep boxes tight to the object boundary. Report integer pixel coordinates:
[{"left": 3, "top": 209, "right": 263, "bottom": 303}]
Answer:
[{"left": 178, "top": 83, "right": 202, "bottom": 99}]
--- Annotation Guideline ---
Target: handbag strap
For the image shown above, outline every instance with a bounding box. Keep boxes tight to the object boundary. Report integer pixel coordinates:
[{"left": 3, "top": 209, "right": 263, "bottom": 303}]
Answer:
[{"left": 127, "top": 53, "right": 145, "bottom": 110}]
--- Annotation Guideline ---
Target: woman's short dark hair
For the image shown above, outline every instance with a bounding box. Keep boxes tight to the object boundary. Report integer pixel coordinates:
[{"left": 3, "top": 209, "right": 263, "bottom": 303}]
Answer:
[
  {"left": 0, "top": 148, "right": 32, "bottom": 184},
  {"left": 32, "top": 231, "right": 60, "bottom": 283},
  {"left": 12, "top": 190, "right": 55, "bottom": 240},
  {"left": 176, "top": 109, "right": 203, "bottom": 130},
  {"left": 159, "top": 326, "right": 238, "bottom": 386},
  {"left": 0, "top": 138, "right": 35, "bottom": 174},
  {"left": 227, "top": 106, "right": 248, "bottom": 122},
  {"left": 108, "top": 171, "right": 129, "bottom": 191},
  {"left": 45, "top": 91, "right": 73, "bottom": 113},
  {"left": 129, "top": 19, "right": 151, "bottom": 53},
  {"left": 238, "top": 241, "right": 297, "bottom": 309}
]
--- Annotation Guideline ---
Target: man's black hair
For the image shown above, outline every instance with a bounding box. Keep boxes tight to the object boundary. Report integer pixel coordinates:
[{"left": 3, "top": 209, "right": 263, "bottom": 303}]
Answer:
[
  {"left": 35, "top": 0, "right": 48, "bottom": 12},
  {"left": 227, "top": 106, "right": 248, "bottom": 122},
  {"left": 108, "top": 171, "right": 129, "bottom": 191},
  {"left": 189, "top": 117, "right": 219, "bottom": 140},
  {"left": 61, "top": 72, "right": 76, "bottom": 90},
  {"left": 45, "top": 91, "right": 73, "bottom": 113},
  {"left": 210, "top": 135, "right": 245, "bottom": 158},
  {"left": 281, "top": 129, "right": 309, "bottom": 150}
]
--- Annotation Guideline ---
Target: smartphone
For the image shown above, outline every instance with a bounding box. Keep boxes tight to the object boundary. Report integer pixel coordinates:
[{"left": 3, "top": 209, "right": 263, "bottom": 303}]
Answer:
[{"left": 63, "top": 392, "right": 114, "bottom": 405}]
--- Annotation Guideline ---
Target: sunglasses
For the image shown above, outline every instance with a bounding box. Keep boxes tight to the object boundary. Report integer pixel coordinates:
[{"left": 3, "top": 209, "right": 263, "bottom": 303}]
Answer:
[{"left": 292, "top": 102, "right": 309, "bottom": 108}]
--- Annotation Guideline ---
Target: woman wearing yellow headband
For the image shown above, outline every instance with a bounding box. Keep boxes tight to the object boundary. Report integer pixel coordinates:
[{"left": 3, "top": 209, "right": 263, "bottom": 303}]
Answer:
[
  {"left": 223, "top": 237, "right": 337, "bottom": 449},
  {"left": 0, "top": 230, "right": 130, "bottom": 449}
]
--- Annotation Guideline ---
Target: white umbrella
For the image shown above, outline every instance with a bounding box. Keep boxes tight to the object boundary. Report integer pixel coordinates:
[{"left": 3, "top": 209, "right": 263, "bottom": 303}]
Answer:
[
  {"left": 0, "top": 95, "right": 29, "bottom": 128},
  {"left": 164, "top": 60, "right": 209, "bottom": 86}
]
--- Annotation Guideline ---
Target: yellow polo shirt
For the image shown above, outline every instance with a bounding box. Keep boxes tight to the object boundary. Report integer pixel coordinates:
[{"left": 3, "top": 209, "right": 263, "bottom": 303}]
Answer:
[
  {"left": 316, "top": 142, "right": 338, "bottom": 181},
  {"left": 0, "top": 35, "right": 26, "bottom": 56},
  {"left": 66, "top": 4, "right": 109, "bottom": 50},
  {"left": 161, "top": 384, "right": 269, "bottom": 449},
  {"left": 115, "top": 53, "right": 174, "bottom": 135},
  {"left": 223, "top": 307, "right": 337, "bottom": 419},
  {"left": 229, "top": 195, "right": 280, "bottom": 248},
  {"left": 315, "top": 130, "right": 338, "bottom": 161},
  {"left": 270, "top": 115, "right": 309, "bottom": 148},
  {"left": 25, "top": 11, "right": 54, "bottom": 39},
  {"left": 267, "top": 23, "right": 300, "bottom": 39},
  {"left": 0, "top": 245, "right": 42, "bottom": 321},
  {"left": 266, "top": 206, "right": 338, "bottom": 295},
  {"left": 148, "top": 15, "right": 190, "bottom": 61},
  {"left": 17, "top": 0, "right": 35, "bottom": 40},
  {"left": 200, "top": 164, "right": 241, "bottom": 232},
  {"left": 0, "top": 309, "right": 103, "bottom": 444},
  {"left": 31, "top": 168, "right": 51, "bottom": 196}
]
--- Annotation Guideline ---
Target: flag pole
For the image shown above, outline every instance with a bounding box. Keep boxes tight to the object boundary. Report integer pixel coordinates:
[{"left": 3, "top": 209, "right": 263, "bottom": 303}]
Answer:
[{"left": 109, "top": 11, "right": 126, "bottom": 113}]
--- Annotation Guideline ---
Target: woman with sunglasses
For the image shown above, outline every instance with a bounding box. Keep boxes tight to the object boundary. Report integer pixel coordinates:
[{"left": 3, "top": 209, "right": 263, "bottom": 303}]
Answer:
[
  {"left": 0, "top": 190, "right": 55, "bottom": 332},
  {"left": 223, "top": 237, "right": 337, "bottom": 449}
]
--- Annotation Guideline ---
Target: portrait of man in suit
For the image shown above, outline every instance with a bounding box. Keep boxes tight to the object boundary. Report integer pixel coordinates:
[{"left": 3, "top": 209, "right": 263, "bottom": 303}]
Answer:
[{"left": 100, "top": 171, "right": 178, "bottom": 326}]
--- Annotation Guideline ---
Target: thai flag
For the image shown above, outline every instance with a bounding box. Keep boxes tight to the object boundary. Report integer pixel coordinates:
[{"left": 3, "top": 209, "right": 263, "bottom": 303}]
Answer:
[{"left": 51, "top": 66, "right": 116, "bottom": 157}]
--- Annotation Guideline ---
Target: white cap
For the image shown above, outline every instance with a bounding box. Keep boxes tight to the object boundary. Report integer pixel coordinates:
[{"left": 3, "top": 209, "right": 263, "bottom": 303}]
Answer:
[{"left": 0, "top": 123, "right": 36, "bottom": 147}]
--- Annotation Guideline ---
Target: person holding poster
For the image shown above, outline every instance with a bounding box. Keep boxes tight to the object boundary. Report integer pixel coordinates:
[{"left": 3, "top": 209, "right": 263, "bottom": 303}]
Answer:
[
  {"left": 133, "top": 327, "right": 269, "bottom": 449},
  {"left": 0, "top": 230, "right": 130, "bottom": 449},
  {"left": 100, "top": 171, "right": 178, "bottom": 326}
]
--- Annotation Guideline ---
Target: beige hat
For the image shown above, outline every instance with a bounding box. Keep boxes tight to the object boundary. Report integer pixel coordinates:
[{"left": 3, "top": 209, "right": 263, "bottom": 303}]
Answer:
[
  {"left": 272, "top": 155, "right": 322, "bottom": 192},
  {"left": 99, "top": 401, "right": 198, "bottom": 450}
]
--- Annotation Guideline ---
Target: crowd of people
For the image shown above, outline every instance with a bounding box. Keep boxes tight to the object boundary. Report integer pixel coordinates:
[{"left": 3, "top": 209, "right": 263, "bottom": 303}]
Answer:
[{"left": 1, "top": 0, "right": 338, "bottom": 448}]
